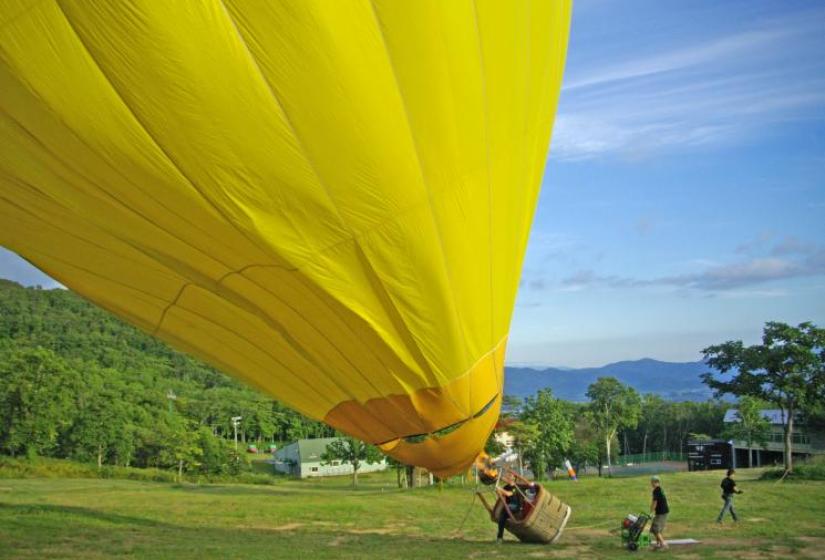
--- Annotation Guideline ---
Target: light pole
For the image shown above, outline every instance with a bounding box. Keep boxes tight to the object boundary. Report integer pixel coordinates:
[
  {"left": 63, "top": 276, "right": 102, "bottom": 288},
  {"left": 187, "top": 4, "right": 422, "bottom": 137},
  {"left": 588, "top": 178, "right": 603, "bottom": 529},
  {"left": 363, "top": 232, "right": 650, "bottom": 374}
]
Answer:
[
  {"left": 231, "top": 416, "right": 242, "bottom": 451},
  {"left": 166, "top": 390, "right": 177, "bottom": 413}
]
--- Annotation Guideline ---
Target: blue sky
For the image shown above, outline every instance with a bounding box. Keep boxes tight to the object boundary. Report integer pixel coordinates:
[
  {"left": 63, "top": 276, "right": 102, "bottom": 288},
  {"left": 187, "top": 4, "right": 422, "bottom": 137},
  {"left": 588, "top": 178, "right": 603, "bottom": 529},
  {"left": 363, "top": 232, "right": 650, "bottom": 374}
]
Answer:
[
  {"left": 509, "top": 0, "right": 825, "bottom": 366},
  {"left": 2, "top": 0, "right": 824, "bottom": 367}
]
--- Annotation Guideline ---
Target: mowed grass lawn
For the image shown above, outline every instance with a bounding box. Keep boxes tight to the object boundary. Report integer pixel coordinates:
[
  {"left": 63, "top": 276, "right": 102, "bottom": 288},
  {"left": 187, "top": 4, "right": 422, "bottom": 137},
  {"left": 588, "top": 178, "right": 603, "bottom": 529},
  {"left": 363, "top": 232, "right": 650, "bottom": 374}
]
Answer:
[{"left": 1, "top": 467, "right": 823, "bottom": 559}]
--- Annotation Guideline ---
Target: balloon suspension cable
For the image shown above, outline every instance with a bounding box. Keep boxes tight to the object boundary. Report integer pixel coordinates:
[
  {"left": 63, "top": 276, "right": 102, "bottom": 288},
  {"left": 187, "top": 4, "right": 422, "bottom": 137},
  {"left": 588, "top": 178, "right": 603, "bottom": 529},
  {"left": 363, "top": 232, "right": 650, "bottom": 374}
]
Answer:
[{"left": 455, "top": 483, "right": 479, "bottom": 537}]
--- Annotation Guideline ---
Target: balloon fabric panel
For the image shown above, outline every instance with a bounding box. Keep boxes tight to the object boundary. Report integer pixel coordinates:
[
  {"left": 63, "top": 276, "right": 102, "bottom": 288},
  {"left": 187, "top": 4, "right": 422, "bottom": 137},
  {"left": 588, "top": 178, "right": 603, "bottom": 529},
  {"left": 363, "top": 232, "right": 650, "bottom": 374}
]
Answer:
[{"left": 0, "top": 0, "right": 571, "bottom": 477}]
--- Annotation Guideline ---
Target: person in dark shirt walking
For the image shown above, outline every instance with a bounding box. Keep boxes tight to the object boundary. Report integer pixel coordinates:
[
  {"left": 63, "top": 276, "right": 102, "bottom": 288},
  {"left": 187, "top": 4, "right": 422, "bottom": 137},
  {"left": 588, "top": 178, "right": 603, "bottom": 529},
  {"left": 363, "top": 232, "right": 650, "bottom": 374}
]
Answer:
[
  {"left": 717, "top": 468, "right": 743, "bottom": 523},
  {"left": 649, "top": 475, "right": 669, "bottom": 550}
]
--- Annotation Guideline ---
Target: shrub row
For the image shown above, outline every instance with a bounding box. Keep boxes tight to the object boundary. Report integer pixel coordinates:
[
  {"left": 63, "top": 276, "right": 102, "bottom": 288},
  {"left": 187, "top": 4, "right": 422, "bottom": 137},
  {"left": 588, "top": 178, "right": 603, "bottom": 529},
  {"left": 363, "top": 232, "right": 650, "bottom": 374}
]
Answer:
[{"left": 0, "top": 455, "right": 280, "bottom": 486}]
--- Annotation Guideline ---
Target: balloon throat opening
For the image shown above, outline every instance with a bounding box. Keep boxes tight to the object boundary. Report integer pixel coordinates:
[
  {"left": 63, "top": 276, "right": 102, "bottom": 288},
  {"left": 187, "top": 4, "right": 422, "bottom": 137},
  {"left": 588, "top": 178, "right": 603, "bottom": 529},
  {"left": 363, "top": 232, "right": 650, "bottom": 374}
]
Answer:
[{"left": 378, "top": 393, "right": 499, "bottom": 446}]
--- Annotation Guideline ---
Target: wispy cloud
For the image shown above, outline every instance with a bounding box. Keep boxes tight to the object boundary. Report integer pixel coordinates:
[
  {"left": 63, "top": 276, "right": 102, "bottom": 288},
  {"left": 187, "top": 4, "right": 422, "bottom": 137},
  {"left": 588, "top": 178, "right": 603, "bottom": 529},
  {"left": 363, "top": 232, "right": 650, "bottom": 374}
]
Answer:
[
  {"left": 563, "top": 29, "right": 791, "bottom": 92},
  {"left": 557, "top": 239, "right": 825, "bottom": 293},
  {"left": 552, "top": 9, "right": 825, "bottom": 160}
]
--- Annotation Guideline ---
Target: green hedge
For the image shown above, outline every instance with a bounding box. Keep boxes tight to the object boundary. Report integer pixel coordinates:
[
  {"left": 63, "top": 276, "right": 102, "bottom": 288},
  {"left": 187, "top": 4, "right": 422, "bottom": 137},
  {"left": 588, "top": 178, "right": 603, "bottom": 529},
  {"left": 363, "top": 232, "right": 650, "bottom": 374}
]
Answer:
[
  {"left": 0, "top": 456, "right": 281, "bottom": 486},
  {"left": 760, "top": 455, "right": 825, "bottom": 481}
]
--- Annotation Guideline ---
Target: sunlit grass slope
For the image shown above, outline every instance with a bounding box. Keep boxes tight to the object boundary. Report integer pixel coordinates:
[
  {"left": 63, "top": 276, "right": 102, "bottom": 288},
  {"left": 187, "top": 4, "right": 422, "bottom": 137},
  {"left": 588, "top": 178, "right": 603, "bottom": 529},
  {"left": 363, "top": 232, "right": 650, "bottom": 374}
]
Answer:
[{"left": 1, "top": 467, "right": 823, "bottom": 559}]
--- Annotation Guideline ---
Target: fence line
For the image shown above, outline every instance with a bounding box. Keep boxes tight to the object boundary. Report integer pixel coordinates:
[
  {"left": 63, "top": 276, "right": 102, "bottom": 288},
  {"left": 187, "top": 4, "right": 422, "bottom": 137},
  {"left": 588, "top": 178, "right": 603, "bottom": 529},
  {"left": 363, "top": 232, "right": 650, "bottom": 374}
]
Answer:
[{"left": 617, "top": 451, "right": 686, "bottom": 464}]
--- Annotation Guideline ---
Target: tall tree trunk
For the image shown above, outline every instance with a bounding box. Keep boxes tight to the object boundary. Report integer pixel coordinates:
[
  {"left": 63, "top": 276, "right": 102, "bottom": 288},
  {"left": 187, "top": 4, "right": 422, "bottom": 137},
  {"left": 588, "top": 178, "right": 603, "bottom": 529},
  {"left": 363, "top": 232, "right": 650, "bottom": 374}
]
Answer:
[
  {"left": 663, "top": 425, "right": 667, "bottom": 454},
  {"left": 352, "top": 459, "right": 359, "bottom": 487},
  {"left": 605, "top": 434, "right": 613, "bottom": 477},
  {"left": 97, "top": 444, "right": 103, "bottom": 469},
  {"left": 784, "top": 407, "right": 794, "bottom": 473},
  {"left": 178, "top": 459, "right": 183, "bottom": 482},
  {"left": 642, "top": 432, "right": 648, "bottom": 460}
]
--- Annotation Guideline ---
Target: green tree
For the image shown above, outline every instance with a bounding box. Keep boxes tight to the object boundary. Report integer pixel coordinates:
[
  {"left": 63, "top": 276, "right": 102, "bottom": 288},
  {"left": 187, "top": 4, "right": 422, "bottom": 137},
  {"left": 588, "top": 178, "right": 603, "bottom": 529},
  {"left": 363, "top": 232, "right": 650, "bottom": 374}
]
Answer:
[
  {"left": 723, "top": 396, "right": 771, "bottom": 468},
  {"left": 501, "top": 395, "right": 523, "bottom": 414},
  {"left": 157, "top": 416, "right": 203, "bottom": 482},
  {"left": 0, "top": 280, "right": 370, "bottom": 474},
  {"left": 586, "top": 377, "right": 641, "bottom": 476},
  {"left": 321, "top": 437, "right": 383, "bottom": 487},
  {"left": 520, "top": 389, "right": 573, "bottom": 480},
  {"left": 60, "top": 368, "right": 138, "bottom": 468},
  {"left": 569, "top": 412, "right": 600, "bottom": 475},
  {"left": 0, "top": 348, "right": 79, "bottom": 457},
  {"left": 195, "top": 425, "right": 232, "bottom": 475},
  {"left": 637, "top": 394, "right": 667, "bottom": 458},
  {"left": 505, "top": 420, "right": 539, "bottom": 476},
  {"left": 702, "top": 321, "right": 825, "bottom": 472},
  {"left": 484, "top": 429, "right": 506, "bottom": 457}
]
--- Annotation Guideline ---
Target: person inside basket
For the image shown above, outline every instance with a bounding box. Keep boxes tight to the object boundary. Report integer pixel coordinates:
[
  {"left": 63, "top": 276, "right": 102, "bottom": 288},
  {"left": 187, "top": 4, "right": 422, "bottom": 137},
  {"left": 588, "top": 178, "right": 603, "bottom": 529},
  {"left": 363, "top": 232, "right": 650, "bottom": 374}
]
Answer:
[
  {"left": 495, "top": 471, "right": 539, "bottom": 542},
  {"left": 649, "top": 475, "right": 669, "bottom": 550},
  {"left": 495, "top": 473, "right": 520, "bottom": 543},
  {"left": 716, "top": 468, "right": 743, "bottom": 523}
]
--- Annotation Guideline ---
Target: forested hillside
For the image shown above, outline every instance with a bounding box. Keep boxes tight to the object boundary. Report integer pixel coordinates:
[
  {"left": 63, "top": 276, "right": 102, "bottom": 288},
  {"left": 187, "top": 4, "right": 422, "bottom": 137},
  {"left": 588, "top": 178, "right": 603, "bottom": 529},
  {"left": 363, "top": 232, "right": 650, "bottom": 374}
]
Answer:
[
  {"left": 0, "top": 278, "right": 732, "bottom": 479},
  {"left": 0, "top": 279, "right": 332, "bottom": 474}
]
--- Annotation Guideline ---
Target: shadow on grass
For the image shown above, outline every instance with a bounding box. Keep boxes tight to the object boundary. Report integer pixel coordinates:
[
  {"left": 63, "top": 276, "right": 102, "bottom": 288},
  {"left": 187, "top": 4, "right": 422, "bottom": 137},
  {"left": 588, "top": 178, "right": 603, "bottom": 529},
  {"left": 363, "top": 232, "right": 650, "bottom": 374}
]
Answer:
[
  {"left": 0, "top": 502, "right": 175, "bottom": 528},
  {"left": 165, "top": 482, "right": 404, "bottom": 497},
  {"left": 167, "top": 484, "right": 296, "bottom": 497},
  {"left": 0, "top": 508, "right": 563, "bottom": 560}
]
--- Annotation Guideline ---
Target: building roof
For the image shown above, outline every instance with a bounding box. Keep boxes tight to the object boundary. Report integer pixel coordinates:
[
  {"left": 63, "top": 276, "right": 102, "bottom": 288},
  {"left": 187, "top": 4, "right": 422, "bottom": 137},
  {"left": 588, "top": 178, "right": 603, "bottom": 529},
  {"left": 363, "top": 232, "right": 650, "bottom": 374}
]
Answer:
[
  {"left": 295, "top": 437, "right": 342, "bottom": 464},
  {"left": 723, "top": 409, "right": 789, "bottom": 424}
]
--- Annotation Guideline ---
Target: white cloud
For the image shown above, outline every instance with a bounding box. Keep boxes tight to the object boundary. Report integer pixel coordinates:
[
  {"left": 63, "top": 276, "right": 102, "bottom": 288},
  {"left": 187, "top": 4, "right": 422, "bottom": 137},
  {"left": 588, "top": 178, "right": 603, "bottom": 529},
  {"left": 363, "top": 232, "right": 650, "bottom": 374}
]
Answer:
[
  {"left": 551, "top": 10, "right": 825, "bottom": 160},
  {"left": 556, "top": 241, "right": 825, "bottom": 293},
  {"left": 562, "top": 28, "right": 790, "bottom": 92}
]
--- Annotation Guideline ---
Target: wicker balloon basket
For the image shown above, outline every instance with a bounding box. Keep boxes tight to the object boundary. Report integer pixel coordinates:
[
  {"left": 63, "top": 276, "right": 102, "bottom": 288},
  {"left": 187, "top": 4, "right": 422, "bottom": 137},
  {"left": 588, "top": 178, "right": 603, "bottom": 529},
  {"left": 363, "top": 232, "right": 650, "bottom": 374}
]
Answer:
[{"left": 480, "top": 483, "right": 572, "bottom": 544}]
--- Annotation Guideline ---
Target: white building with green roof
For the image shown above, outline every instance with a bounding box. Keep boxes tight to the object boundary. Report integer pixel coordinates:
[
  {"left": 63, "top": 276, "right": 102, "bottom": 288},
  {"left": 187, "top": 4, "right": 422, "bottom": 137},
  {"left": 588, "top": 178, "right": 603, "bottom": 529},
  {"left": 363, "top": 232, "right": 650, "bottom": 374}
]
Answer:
[{"left": 273, "top": 437, "right": 387, "bottom": 478}]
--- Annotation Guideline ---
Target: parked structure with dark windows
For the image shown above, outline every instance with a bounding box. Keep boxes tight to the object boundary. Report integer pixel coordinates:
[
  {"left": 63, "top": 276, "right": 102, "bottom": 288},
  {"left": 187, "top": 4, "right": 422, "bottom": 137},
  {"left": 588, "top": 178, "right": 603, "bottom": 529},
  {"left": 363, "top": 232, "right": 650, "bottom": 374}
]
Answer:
[
  {"left": 687, "top": 439, "right": 734, "bottom": 471},
  {"left": 722, "top": 409, "right": 825, "bottom": 468}
]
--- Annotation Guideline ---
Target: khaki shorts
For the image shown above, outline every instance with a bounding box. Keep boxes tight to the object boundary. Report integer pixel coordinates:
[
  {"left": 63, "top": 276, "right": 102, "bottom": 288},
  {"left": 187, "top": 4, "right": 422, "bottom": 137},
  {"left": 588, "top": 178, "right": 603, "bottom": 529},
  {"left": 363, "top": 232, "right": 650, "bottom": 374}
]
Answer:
[{"left": 651, "top": 514, "right": 668, "bottom": 534}]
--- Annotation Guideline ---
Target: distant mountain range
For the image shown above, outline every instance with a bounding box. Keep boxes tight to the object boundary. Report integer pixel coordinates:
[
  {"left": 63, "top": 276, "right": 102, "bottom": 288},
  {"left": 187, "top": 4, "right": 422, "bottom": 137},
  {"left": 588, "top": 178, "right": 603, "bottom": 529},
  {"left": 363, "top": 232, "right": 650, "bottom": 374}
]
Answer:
[{"left": 504, "top": 358, "right": 724, "bottom": 402}]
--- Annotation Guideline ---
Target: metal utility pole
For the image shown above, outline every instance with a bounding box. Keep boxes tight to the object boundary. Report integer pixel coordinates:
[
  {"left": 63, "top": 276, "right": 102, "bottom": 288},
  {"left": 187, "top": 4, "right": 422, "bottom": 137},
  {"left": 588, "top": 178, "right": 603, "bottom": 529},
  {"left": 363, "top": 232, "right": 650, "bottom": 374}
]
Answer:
[
  {"left": 166, "top": 390, "right": 177, "bottom": 413},
  {"left": 231, "top": 416, "right": 242, "bottom": 451}
]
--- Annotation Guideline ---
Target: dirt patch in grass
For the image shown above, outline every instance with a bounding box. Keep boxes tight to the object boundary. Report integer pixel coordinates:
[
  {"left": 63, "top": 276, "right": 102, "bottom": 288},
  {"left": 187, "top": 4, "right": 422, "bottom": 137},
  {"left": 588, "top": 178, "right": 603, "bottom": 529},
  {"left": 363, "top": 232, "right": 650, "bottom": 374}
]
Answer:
[
  {"left": 328, "top": 535, "right": 350, "bottom": 547},
  {"left": 345, "top": 522, "right": 411, "bottom": 536},
  {"left": 233, "top": 521, "right": 307, "bottom": 533},
  {"left": 526, "top": 545, "right": 593, "bottom": 558},
  {"left": 796, "top": 536, "right": 825, "bottom": 559},
  {"left": 347, "top": 527, "right": 396, "bottom": 535},
  {"left": 562, "top": 527, "right": 610, "bottom": 538},
  {"left": 733, "top": 546, "right": 795, "bottom": 559},
  {"left": 271, "top": 522, "right": 304, "bottom": 531},
  {"left": 708, "top": 537, "right": 767, "bottom": 546}
]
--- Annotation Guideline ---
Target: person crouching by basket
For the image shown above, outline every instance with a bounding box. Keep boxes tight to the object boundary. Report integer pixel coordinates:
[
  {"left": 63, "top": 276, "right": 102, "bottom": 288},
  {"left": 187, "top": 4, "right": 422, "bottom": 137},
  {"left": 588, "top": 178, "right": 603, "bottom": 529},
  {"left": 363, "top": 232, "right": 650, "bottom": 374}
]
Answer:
[
  {"left": 496, "top": 474, "right": 520, "bottom": 543},
  {"left": 649, "top": 475, "right": 669, "bottom": 551}
]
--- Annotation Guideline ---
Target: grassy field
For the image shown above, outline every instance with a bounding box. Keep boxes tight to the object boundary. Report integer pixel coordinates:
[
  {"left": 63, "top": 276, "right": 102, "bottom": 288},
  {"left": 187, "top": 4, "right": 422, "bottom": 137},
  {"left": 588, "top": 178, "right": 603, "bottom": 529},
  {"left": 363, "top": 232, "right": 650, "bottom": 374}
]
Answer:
[{"left": 1, "top": 466, "right": 823, "bottom": 559}]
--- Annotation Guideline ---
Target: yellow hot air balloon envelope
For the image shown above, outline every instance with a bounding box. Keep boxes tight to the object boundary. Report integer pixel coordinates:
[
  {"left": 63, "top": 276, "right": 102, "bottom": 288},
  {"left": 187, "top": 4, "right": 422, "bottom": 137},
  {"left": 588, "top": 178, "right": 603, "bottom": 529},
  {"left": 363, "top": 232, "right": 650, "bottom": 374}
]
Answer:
[{"left": 0, "top": 0, "right": 571, "bottom": 477}]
